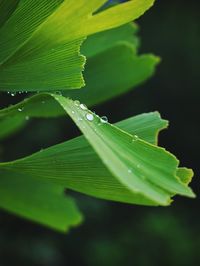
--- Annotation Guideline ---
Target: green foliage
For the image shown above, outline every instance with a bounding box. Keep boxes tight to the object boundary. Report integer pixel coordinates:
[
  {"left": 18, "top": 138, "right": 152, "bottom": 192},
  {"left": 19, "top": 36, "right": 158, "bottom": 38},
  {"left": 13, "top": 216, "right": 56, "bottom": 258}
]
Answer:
[{"left": 0, "top": 0, "right": 195, "bottom": 232}]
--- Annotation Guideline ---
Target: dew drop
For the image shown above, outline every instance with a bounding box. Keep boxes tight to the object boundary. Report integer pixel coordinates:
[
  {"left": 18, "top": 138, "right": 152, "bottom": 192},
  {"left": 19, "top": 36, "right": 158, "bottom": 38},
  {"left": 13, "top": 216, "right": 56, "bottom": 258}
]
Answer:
[
  {"left": 25, "top": 116, "right": 29, "bottom": 121},
  {"left": 11, "top": 92, "right": 16, "bottom": 97},
  {"left": 100, "top": 116, "right": 108, "bottom": 123},
  {"left": 86, "top": 113, "right": 94, "bottom": 121},
  {"left": 55, "top": 91, "right": 62, "bottom": 95},
  {"left": 132, "top": 135, "right": 139, "bottom": 142},
  {"left": 72, "top": 111, "right": 75, "bottom": 114},
  {"left": 80, "top": 103, "right": 87, "bottom": 110},
  {"left": 74, "top": 100, "right": 80, "bottom": 106},
  {"left": 18, "top": 108, "right": 23, "bottom": 112},
  {"left": 128, "top": 169, "right": 132, "bottom": 174}
]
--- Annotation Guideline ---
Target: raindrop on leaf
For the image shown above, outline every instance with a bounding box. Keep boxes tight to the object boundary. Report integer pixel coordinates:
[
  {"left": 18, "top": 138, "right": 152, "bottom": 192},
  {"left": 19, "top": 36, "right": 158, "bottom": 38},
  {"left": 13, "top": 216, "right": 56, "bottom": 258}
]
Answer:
[{"left": 86, "top": 113, "right": 94, "bottom": 121}]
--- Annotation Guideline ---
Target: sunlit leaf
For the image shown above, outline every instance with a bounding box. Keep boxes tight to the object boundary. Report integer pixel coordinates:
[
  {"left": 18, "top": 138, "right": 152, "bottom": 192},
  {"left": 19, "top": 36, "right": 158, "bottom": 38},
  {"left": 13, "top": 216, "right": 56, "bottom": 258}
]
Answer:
[{"left": 0, "top": 0, "right": 154, "bottom": 91}]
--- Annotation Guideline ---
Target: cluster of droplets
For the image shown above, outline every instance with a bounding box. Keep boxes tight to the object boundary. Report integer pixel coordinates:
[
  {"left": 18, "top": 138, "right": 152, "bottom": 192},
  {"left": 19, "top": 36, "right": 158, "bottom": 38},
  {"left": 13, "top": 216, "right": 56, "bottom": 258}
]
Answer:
[
  {"left": 74, "top": 100, "right": 108, "bottom": 124},
  {"left": 73, "top": 100, "right": 146, "bottom": 181},
  {"left": 7, "top": 91, "right": 28, "bottom": 97}
]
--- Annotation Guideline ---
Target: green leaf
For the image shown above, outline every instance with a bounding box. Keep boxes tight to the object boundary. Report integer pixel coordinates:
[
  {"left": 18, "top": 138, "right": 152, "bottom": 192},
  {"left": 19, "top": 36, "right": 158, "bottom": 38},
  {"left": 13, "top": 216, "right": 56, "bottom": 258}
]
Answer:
[
  {"left": 0, "top": 169, "right": 83, "bottom": 232},
  {"left": 177, "top": 168, "right": 194, "bottom": 185},
  {"left": 0, "top": 94, "right": 195, "bottom": 208},
  {"left": 0, "top": 93, "right": 168, "bottom": 145},
  {"left": 81, "top": 23, "right": 140, "bottom": 58},
  {"left": 0, "top": 114, "right": 25, "bottom": 140},
  {"left": 0, "top": 92, "right": 173, "bottom": 229},
  {"left": 67, "top": 44, "right": 159, "bottom": 106},
  {"left": 0, "top": 0, "right": 155, "bottom": 91},
  {"left": 52, "top": 95, "right": 195, "bottom": 205},
  {"left": 65, "top": 22, "right": 159, "bottom": 106},
  {"left": 0, "top": 0, "right": 20, "bottom": 27},
  {"left": 0, "top": 22, "right": 159, "bottom": 139}
]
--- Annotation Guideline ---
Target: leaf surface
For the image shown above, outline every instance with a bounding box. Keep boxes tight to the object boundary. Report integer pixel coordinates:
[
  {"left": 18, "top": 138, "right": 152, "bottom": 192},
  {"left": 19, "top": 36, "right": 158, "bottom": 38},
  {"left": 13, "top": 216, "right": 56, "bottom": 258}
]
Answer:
[
  {"left": 0, "top": 169, "right": 83, "bottom": 232},
  {"left": 0, "top": 94, "right": 195, "bottom": 208},
  {"left": 0, "top": 0, "right": 155, "bottom": 91}
]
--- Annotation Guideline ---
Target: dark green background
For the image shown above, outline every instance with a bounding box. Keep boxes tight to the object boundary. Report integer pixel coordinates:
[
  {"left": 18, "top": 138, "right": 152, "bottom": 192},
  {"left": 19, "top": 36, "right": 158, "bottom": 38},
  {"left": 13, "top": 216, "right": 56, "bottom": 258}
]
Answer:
[{"left": 0, "top": 1, "right": 199, "bottom": 265}]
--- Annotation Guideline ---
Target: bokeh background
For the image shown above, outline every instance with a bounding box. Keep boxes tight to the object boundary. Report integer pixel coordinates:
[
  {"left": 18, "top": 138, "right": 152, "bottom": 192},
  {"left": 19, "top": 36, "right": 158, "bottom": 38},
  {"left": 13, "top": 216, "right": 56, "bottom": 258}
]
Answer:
[{"left": 0, "top": 0, "right": 199, "bottom": 265}]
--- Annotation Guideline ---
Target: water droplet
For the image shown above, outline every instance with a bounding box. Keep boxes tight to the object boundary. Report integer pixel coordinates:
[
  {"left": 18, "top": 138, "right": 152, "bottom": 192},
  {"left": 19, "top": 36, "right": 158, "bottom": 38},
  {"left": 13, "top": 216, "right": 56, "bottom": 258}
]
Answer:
[
  {"left": 78, "top": 117, "right": 83, "bottom": 121},
  {"left": 72, "top": 111, "right": 75, "bottom": 114},
  {"left": 18, "top": 108, "right": 23, "bottom": 112},
  {"left": 128, "top": 169, "right": 132, "bottom": 174},
  {"left": 100, "top": 116, "right": 108, "bottom": 123},
  {"left": 80, "top": 103, "right": 87, "bottom": 110},
  {"left": 74, "top": 100, "right": 80, "bottom": 106},
  {"left": 25, "top": 116, "right": 29, "bottom": 121},
  {"left": 132, "top": 135, "right": 139, "bottom": 142},
  {"left": 11, "top": 92, "right": 16, "bottom": 97},
  {"left": 86, "top": 113, "right": 94, "bottom": 121},
  {"left": 55, "top": 91, "right": 62, "bottom": 95}
]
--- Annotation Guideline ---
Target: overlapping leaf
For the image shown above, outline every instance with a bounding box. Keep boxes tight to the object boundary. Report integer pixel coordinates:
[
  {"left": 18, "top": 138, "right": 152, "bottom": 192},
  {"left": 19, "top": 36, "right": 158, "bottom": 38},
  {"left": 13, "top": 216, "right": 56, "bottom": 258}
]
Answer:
[
  {"left": 0, "top": 94, "right": 195, "bottom": 209},
  {"left": 0, "top": 170, "right": 83, "bottom": 232},
  {"left": 0, "top": 22, "right": 159, "bottom": 139},
  {"left": 0, "top": 91, "right": 173, "bottom": 230},
  {"left": 0, "top": 0, "right": 195, "bottom": 232},
  {"left": 66, "top": 23, "right": 160, "bottom": 106},
  {"left": 0, "top": 0, "right": 155, "bottom": 91}
]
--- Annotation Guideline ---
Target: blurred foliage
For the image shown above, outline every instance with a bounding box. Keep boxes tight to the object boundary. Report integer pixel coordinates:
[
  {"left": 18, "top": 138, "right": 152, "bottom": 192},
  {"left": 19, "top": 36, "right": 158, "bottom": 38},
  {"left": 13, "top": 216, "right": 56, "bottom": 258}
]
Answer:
[{"left": 0, "top": 0, "right": 199, "bottom": 265}]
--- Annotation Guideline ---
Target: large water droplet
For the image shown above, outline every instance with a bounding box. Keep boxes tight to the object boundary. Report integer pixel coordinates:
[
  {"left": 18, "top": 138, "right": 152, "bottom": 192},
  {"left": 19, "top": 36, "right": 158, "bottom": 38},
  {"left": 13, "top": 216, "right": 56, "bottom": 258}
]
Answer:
[{"left": 86, "top": 113, "right": 94, "bottom": 121}]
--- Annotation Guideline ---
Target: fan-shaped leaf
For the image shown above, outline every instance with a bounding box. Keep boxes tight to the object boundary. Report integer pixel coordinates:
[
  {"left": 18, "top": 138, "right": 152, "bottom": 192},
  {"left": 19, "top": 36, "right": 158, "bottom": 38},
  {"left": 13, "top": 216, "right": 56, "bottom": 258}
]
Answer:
[{"left": 0, "top": 0, "right": 155, "bottom": 91}]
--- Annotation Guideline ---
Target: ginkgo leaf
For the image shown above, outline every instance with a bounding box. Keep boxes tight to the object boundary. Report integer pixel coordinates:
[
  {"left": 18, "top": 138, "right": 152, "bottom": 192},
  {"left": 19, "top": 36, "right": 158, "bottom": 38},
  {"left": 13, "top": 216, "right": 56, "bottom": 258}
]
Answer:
[
  {"left": 0, "top": 0, "right": 195, "bottom": 233},
  {"left": 0, "top": 0, "right": 20, "bottom": 27},
  {"left": 67, "top": 44, "right": 159, "bottom": 106},
  {"left": 0, "top": 114, "right": 25, "bottom": 140},
  {"left": 0, "top": 169, "right": 83, "bottom": 232},
  {"left": 0, "top": 92, "right": 168, "bottom": 145},
  {"left": 81, "top": 23, "right": 139, "bottom": 58},
  {"left": 0, "top": 93, "right": 171, "bottom": 228},
  {"left": 53, "top": 95, "right": 195, "bottom": 204},
  {"left": 0, "top": 94, "right": 195, "bottom": 208},
  {"left": 0, "top": 21, "right": 159, "bottom": 134},
  {"left": 0, "top": 0, "right": 155, "bottom": 91}
]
